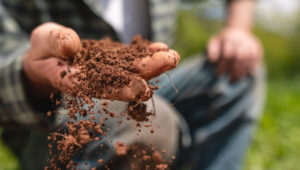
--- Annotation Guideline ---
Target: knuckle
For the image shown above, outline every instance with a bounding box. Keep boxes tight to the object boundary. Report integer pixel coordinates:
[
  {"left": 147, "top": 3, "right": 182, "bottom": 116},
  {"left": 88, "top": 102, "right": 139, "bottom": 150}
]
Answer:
[{"left": 31, "top": 26, "right": 41, "bottom": 39}]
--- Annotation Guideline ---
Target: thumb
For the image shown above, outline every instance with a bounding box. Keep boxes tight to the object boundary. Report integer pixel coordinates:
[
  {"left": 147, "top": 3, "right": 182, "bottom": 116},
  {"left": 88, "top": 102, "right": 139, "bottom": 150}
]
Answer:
[
  {"left": 30, "top": 22, "right": 80, "bottom": 59},
  {"left": 207, "top": 36, "right": 221, "bottom": 63}
]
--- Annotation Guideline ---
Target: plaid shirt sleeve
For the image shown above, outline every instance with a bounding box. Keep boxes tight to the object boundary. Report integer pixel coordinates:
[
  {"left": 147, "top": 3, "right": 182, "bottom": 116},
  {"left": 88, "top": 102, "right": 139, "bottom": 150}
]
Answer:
[{"left": 0, "top": 5, "right": 52, "bottom": 130}]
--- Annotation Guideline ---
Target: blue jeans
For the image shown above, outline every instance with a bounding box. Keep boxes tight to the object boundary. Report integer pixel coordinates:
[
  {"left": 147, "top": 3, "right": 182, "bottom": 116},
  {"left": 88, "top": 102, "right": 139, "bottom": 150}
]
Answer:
[{"left": 154, "top": 56, "right": 265, "bottom": 170}]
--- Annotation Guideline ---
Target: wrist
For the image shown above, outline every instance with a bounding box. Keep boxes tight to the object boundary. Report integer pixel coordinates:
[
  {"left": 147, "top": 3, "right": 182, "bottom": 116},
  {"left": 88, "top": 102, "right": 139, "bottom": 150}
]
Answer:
[
  {"left": 226, "top": 0, "right": 254, "bottom": 33},
  {"left": 225, "top": 22, "right": 252, "bottom": 31},
  {"left": 22, "top": 52, "right": 56, "bottom": 102},
  {"left": 223, "top": 26, "right": 252, "bottom": 34}
]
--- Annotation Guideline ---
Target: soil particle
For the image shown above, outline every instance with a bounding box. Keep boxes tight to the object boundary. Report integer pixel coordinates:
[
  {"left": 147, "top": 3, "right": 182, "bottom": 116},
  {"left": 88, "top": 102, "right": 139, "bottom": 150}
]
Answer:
[
  {"left": 60, "top": 70, "right": 67, "bottom": 78},
  {"left": 152, "top": 151, "right": 163, "bottom": 163},
  {"left": 46, "top": 111, "right": 52, "bottom": 117},
  {"left": 156, "top": 164, "right": 168, "bottom": 170},
  {"left": 98, "top": 159, "right": 104, "bottom": 165},
  {"left": 115, "top": 141, "right": 128, "bottom": 156},
  {"left": 127, "top": 102, "right": 153, "bottom": 122}
]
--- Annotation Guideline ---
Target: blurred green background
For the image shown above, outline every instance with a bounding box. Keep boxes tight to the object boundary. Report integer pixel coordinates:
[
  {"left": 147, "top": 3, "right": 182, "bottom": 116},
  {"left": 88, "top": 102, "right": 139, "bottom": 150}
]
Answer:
[
  {"left": 1, "top": 1, "right": 300, "bottom": 170},
  {"left": 172, "top": 6, "right": 300, "bottom": 170}
]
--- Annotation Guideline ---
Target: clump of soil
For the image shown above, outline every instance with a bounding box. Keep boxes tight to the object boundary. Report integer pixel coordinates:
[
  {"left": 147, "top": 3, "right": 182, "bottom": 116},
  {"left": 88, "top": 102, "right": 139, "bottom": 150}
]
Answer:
[
  {"left": 127, "top": 102, "right": 153, "bottom": 122},
  {"left": 68, "top": 35, "right": 166, "bottom": 101},
  {"left": 46, "top": 35, "right": 173, "bottom": 170}
]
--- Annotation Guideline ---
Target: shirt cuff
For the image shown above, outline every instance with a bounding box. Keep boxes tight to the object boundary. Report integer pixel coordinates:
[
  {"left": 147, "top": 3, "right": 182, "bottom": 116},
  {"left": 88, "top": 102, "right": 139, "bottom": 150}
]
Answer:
[{"left": 0, "top": 44, "right": 53, "bottom": 130}]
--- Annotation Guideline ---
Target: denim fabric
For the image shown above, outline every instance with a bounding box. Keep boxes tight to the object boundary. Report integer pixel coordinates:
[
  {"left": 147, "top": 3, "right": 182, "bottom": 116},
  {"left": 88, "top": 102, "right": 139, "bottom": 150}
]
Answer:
[{"left": 154, "top": 55, "right": 265, "bottom": 170}]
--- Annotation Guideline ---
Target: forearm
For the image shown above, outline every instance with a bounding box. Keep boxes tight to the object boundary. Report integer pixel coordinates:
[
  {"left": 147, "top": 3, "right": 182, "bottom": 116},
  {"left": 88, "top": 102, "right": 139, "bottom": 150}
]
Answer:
[{"left": 226, "top": 0, "right": 255, "bottom": 31}]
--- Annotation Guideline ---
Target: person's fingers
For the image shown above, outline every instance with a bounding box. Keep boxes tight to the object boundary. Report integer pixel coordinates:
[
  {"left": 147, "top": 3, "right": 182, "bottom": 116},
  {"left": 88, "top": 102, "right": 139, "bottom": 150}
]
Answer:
[
  {"left": 207, "top": 36, "right": 221, "bottom": 62},
  {"left": 230, "top": 43, "right": 254, "bottom": 81},
  {"left": 133, "top": 49, "right": 180, "bottom": 80},
  {"left": 230, "top": 59, "right": 239, "bottom": 82},
  {"left": 230, "top": 58, "right": 247, "bottom": 82},
  {"left": 30, "top": 22, "right": 80, "bottom": 59},
  {"left": 148, "top": 42, "right": 169, "bottom": 51},
  {"left": 235, "top": 44, "right": 248, "bottom": 75},
  {"left": 216, "top": 40, "right": 235, "bottom": 75},
  {"left": 222, "top": 40, "right": 235, "bottom": 59},
  {"left": 101, "top": 76, "right": 152, "bottom": 101},
  {"left": 217, "top": 57, "right": 228, "bottom": 75},
  {"left": 46, "top": 61, "right": 152, "bottom": 101},
  {"left": 32, "top": 57, "right": 77, "bottom": 93}
]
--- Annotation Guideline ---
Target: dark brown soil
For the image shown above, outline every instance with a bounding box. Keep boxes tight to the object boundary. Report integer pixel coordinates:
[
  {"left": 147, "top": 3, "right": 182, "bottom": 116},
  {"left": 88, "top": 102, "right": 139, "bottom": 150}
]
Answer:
[{"left": 127, "top": 102, "right": 153, "bottom": 122}]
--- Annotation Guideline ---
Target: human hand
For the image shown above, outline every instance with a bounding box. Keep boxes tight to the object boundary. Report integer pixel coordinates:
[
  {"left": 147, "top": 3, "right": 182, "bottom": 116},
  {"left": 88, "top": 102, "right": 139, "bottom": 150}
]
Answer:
[
  {"left": 23, "top": 22, "right": 80, "bottom": 100},
  {"left": 23, "top": 22, "right": 180, "bottom": 101},
  {"left": 207, "top": 27, "right": 263, "bottom": 81},
  {"left": 113, "top": 42, "right": 180, "bottom": 101}
]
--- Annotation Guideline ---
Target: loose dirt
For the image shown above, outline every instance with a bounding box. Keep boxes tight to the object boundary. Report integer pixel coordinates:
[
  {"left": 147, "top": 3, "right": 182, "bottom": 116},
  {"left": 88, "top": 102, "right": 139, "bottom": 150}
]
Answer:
[{"left": 45, "top": 35, "right": 174, "bottom": 170}]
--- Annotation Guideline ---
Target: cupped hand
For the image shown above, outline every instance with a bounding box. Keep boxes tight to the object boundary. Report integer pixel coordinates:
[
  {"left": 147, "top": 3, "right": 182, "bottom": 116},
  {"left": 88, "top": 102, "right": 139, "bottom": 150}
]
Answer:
[
  {"left": 207, "top": 27, "right": 263, "bottom": 81},
  {"left": 98, "top": 42, "right": 180, "bottom": 101},
  {"left": 23, "top": 22, "right": 180, "bottom": 101}
]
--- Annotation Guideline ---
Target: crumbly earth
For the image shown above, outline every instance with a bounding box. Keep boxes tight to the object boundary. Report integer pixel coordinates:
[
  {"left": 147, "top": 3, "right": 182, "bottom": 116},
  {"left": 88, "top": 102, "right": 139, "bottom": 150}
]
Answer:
[
  {"left": 46, "top": 36, "right": 171, "bottom": 170},
  {"left": 68, "top": 35, "right": 166, "bottom": 101}
]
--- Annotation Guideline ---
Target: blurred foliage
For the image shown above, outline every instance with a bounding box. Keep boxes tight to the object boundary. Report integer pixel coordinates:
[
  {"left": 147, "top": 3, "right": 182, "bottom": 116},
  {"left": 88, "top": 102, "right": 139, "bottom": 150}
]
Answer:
[
  {"left": 173, "top": 10, "right": 222, "bottom": 59},
  {"left": 244, "top": 78, "right": 300, "bottom": 170},
  {"left": 0, "top": 129, "right": 20, "bottom": 170},
  {"left": 1, "top": 9, "right": 300, "bottom": 170},
  {"left": 255, "top": 29, "right": 300, "bottom": 79}
]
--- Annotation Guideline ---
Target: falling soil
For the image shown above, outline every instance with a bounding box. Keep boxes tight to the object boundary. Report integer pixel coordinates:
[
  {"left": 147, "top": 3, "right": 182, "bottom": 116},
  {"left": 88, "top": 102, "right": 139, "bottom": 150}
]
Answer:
[
  {"left": 127, "top": 101, "right": 153, "bottom": 122},
  {"left": 45, "top": 35, "right": 173, "bottom": 170}
]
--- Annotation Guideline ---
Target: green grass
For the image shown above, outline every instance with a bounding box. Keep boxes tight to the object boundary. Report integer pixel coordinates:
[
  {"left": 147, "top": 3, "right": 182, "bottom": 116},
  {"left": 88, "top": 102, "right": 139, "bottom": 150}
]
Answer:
[
  {"left": 1, "top": 9, "right": 300, "bottom": 170},
  {"left": 244, "top": 78, "right": 300, "bottom": 170}
]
